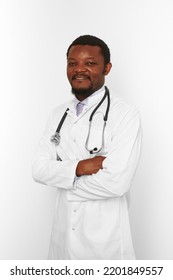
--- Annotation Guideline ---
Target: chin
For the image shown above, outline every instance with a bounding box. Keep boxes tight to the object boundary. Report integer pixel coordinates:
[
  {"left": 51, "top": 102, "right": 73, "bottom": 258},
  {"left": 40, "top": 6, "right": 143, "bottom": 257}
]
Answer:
[{"left": 71, "top": 86, "right": 93, "bottom": 97}]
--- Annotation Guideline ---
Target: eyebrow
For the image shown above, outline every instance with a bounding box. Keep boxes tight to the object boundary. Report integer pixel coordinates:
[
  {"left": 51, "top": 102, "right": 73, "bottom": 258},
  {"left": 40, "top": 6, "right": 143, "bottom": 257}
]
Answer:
[{"left": 68, "top": 56, "right": 96, "bottom": 60}]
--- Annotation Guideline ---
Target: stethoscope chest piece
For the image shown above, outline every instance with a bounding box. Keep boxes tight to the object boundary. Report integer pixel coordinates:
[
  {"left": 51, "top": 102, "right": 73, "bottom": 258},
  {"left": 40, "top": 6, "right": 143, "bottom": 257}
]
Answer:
[
  {"left": 50, "top": 108, "right": 69, "bottom": 146},
  {"left": 50, "top": 132, "right": 61, "bottom": 145}
]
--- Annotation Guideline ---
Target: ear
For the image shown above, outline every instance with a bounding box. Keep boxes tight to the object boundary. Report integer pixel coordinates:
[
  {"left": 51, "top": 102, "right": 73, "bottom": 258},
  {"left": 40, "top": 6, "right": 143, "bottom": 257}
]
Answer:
[{"left": 104, "top": 63, "right": 112, "bottom": 75}]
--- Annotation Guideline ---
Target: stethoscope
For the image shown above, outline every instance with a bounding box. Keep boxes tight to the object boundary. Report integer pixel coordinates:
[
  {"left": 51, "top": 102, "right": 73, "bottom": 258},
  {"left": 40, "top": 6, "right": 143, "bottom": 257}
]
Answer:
[{"left": 50, "top": 86, "right": 110, "bottom": 154}]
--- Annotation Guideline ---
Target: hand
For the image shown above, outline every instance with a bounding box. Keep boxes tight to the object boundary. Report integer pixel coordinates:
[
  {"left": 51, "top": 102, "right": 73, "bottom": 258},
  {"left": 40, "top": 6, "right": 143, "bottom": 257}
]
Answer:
[{"left": 76, "top": 156, "right": 106, "bottom": 177}]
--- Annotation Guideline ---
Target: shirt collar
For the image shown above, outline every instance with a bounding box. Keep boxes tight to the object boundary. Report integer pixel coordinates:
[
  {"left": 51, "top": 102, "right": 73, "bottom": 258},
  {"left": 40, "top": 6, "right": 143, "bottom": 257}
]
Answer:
[{"left": 73, "top": 86, "right": 105, "bottom": 108}]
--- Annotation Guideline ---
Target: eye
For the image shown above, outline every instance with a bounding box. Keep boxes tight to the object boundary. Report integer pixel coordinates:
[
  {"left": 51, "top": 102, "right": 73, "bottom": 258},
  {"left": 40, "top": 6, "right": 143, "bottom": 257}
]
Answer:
[
  {"left": 67, "top": 61, "right": 76, "bottom": 67},
  {"left": 86, "top": 61, "right": 96, "bottom": 66}
]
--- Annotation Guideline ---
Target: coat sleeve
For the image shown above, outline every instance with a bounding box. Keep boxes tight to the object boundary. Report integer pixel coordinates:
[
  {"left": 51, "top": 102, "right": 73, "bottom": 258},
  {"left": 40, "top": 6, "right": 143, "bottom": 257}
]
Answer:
[
  {"left": 32, "top": 111, "right": 78, "bottom": 189},
  {"left": 67, "top": 109, "right": 142, "bottom": 201}
]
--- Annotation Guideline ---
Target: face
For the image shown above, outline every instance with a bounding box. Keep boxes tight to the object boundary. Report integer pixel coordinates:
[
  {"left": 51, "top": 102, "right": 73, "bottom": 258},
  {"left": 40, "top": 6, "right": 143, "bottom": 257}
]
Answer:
[{"left": 67, "top": 45, "right": 112, "bottom": 100}]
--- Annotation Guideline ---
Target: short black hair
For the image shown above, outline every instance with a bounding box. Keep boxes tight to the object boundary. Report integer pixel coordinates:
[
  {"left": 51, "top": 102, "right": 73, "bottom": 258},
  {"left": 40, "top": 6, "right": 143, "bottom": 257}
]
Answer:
[{"left": 66, "top": 35, "right": 111, "bottom": 65}]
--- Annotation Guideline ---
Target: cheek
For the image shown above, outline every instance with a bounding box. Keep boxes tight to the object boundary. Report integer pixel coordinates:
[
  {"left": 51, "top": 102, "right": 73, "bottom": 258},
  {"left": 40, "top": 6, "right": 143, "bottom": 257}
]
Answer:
[
  {"left": 91, "top": 67, "right": 105, "bottom": 78},
  {"left": 66, "top": 69, "right": 72, "bottom": 80},
  {"left": 91, "top": 72, "right": 105, "bottom": 84},
  {"left": 90, "top": 70, "right": 101, "bottom": 79}
]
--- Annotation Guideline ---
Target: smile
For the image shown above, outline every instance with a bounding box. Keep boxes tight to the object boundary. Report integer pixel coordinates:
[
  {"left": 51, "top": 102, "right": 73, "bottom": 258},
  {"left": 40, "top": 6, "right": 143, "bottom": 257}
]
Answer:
[{"left": 72, "top": 75, "right": 90, "bottom": 81}]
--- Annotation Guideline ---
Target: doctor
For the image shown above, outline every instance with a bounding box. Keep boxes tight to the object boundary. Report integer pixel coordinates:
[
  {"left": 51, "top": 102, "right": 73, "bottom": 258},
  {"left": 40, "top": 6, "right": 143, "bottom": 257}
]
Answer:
[{"left": 32, "top": 35, "right": 142, "bottom": 260}]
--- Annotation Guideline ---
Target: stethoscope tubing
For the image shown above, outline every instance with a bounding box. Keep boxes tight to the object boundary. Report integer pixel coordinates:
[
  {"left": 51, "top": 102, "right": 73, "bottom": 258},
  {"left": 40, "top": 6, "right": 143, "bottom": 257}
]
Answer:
[
  {"left": 85, "top": 86, "right": 110, "bottom": 154},
  {"left": 50, "top": 86, "right": 110, "bottom": 154},
  {"left": 85, "top": 120, "right": 107, "bottom": 154}
]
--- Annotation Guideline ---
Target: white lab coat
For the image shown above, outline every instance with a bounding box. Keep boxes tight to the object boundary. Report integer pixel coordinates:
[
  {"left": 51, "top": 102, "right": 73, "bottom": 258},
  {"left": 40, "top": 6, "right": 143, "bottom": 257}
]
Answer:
[{"left": 32, "top": 87, "right": 142, "bottom": 260}]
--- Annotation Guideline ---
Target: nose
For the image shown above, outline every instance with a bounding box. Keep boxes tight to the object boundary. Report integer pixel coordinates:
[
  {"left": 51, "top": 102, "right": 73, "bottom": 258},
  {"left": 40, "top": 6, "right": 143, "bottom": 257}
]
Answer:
[{"left": 73, "top": 64, "right": 87, "bottom": 73}]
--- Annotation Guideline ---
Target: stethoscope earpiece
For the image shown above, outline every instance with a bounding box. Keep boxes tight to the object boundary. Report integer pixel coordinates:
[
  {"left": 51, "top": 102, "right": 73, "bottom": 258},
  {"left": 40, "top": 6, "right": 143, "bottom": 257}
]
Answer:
[{"left": 90, "top": 147, "right": 98, "bottom": 154}]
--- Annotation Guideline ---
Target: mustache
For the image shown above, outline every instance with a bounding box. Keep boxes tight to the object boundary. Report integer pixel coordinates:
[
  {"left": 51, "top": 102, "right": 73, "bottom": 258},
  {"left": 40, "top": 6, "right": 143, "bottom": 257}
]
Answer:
[{"left": 72, "top": 74, "right": 90, "bottom": 80}]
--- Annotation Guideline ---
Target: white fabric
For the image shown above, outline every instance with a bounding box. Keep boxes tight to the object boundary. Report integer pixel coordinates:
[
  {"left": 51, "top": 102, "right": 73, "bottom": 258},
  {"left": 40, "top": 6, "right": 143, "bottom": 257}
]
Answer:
[
  {"left": 74, "top": 86, "right": 105, "bottom": 116},
  {"left": 32, "top": 87, "right": 142, "bottom": 260}
]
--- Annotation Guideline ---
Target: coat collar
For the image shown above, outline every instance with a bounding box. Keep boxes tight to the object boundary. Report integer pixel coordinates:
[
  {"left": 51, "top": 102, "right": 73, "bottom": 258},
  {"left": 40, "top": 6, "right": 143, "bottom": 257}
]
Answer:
[{"left": 68, "top": 86, "right": 106, "bottom": 119}]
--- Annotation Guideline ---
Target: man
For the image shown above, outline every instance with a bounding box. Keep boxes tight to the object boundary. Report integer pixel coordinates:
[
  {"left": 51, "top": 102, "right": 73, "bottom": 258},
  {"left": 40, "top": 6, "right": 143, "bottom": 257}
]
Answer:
[{"left": 32, "top": 35, "right": 142, "bottom": 259}]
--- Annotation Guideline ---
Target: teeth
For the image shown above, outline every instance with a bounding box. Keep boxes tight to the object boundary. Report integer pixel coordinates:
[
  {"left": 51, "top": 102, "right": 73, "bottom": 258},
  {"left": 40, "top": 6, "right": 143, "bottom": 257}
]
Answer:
[
  {"left": 76, "top": 77, "right": 86, "bottom": 80},
  {"left": 75, "top": 75, "right": 88, "bottom": 80},
  {"left": 72, "top": 76, "right": 89, "bottom": 81}
]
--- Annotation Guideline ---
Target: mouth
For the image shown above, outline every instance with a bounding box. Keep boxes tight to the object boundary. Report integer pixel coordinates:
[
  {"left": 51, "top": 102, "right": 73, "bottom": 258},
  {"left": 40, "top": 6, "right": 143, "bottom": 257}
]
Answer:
[{"left": 72, "top": 75, "right": 90, "bottom": 81}]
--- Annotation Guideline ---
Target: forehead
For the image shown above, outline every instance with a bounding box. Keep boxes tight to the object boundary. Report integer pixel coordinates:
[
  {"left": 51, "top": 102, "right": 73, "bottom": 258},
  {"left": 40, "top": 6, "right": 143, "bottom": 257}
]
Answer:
[{"left": 67, "top": 45, "right": 103, "bottom": 60}]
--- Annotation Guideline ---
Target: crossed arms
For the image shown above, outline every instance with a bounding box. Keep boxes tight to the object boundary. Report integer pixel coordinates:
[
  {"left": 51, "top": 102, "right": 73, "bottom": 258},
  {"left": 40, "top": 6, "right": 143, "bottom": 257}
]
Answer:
[
  {"left": 76, "top": 156, "right": 106, "bottom": 176},
  {"left": 32, "top": 107, "right": 141, "bottom": 200}
]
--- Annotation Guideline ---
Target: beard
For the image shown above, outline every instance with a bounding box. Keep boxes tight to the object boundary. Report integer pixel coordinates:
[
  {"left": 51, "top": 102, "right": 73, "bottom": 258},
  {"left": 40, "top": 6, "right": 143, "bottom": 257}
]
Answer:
[{"left": 71, "top": 85, "right": 94, "bottom": 99}]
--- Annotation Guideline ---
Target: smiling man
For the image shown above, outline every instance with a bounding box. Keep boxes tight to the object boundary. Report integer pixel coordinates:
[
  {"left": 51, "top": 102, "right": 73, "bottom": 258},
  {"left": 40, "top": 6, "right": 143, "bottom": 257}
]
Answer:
[
  {"left": 32, "top": 35, "right": 142, "bottom": 260},
  {"left": 67, "top": 43, "right": 112, "bottom": 100}
]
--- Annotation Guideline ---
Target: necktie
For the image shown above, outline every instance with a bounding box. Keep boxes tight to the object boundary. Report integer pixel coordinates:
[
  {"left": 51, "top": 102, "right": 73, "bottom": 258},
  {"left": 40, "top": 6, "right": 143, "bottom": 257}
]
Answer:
[{"left": 76, "top": 102, "right": 84, "bottom": 116}]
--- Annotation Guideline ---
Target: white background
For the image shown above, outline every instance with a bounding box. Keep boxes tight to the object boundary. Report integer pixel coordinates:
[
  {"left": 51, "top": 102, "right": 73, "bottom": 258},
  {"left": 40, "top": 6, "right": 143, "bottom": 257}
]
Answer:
[{"left": 0, "top": 0, "right": 173, "bottom": 260}]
